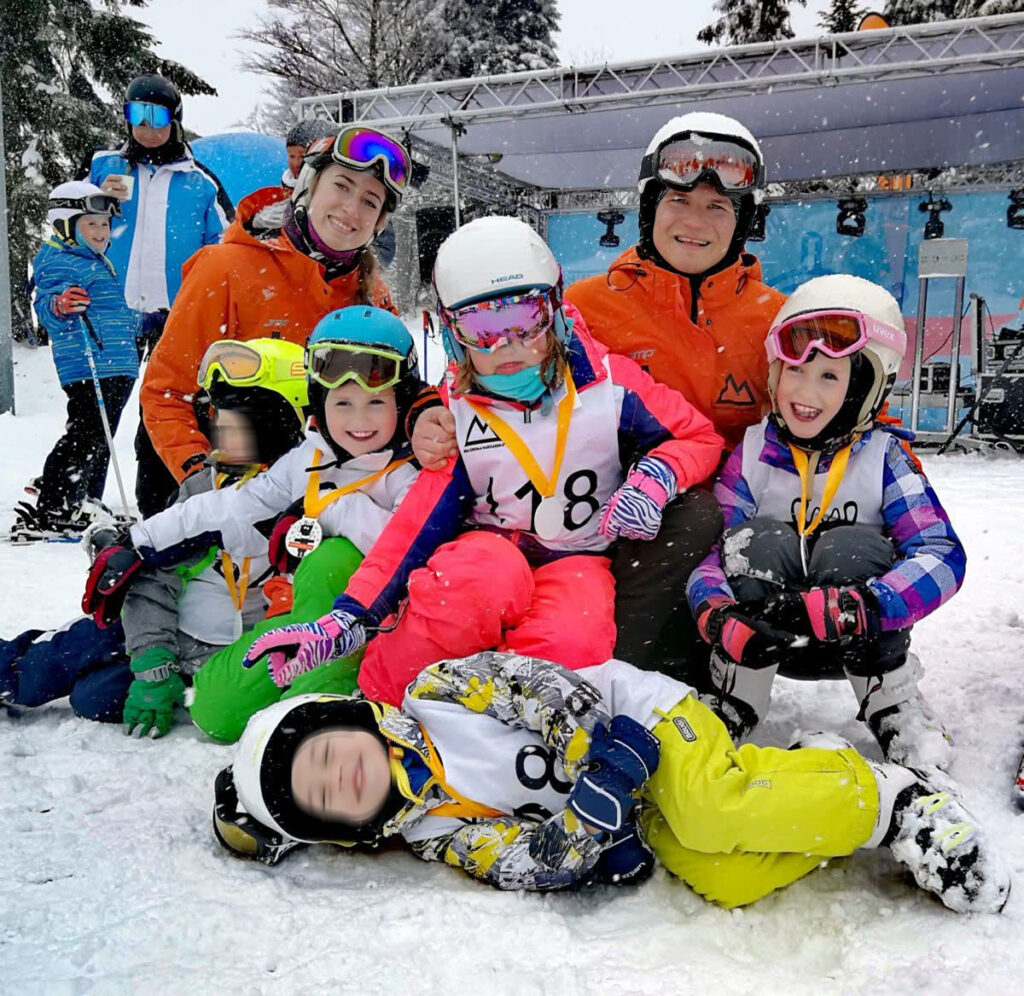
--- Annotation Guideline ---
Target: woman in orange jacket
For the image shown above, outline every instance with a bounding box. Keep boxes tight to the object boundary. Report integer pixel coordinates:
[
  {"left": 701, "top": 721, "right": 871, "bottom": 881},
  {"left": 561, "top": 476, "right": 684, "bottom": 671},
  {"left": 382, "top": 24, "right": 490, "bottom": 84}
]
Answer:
[{"left": 138, "top": 128, "right": 409, "bottom": 514}]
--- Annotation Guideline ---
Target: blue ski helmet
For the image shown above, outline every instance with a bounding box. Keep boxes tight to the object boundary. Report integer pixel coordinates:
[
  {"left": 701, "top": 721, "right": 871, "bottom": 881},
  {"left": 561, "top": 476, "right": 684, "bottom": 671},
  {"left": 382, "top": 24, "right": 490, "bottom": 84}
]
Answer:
[{"left": 304, "top": 306, "right": 420, "bottom": 460}]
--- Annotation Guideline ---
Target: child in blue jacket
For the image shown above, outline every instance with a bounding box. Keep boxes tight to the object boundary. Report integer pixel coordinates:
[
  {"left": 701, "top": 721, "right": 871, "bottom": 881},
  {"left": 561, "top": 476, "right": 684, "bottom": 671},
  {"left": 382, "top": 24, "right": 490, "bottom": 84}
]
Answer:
[{"left": 15, "top": 181, "right": 140, "bottom": 538}]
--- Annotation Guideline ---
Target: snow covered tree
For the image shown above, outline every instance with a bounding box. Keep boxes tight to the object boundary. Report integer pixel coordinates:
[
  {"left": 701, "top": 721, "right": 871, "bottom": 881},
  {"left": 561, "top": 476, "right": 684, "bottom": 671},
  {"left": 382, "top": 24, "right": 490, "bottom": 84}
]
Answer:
[
  {"left": 1, "top": 0, "right": 213, "bottom": 340},
  {"left": 698, "top": 0, "right": 808, "bottom": 46},
  {"left": 885, "top": 0, "right": 1023, "bottom": 24},
  {"left": 819, "top": 0, "right": 866, "bottom": 32},
  {"left": 437, "top": 0, "right": 560, "bottom": 78}
]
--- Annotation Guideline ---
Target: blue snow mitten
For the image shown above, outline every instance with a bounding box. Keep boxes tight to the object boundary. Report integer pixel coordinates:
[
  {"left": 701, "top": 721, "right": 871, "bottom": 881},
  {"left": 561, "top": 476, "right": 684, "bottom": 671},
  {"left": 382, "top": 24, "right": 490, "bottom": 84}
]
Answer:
[
  {"left": 568, "top": 715, "right": 660, "bottom": 833},
  {"left": 592, "top": 822, "right": 655, "bottom": 886}
]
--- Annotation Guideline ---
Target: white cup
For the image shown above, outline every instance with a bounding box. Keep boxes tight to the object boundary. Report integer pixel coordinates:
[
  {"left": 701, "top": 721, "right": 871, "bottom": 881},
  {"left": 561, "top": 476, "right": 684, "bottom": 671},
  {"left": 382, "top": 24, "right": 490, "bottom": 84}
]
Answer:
[{"left": 109, "top": 174, "right": 134, "bottom": 200}]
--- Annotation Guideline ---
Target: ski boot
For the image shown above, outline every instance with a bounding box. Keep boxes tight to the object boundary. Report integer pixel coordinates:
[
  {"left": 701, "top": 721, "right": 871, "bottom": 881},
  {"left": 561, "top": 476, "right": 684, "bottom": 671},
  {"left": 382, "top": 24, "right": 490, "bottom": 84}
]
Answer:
[
  {"left": 848, "top": 654, "right": 953, "bottom": 772},
  {"left": 8, "top": 501, "right": 87, "bottom": 544},
  {"left": 877, "top": 765, "right": 1010, "bottom": 914}
]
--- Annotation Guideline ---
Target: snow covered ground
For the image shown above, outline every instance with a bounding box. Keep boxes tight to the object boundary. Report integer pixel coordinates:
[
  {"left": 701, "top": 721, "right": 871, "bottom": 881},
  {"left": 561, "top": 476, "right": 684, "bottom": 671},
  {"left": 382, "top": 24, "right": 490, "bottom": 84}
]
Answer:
[{"left": 1, "top": 341, "right": 1023, "bottom": 995}]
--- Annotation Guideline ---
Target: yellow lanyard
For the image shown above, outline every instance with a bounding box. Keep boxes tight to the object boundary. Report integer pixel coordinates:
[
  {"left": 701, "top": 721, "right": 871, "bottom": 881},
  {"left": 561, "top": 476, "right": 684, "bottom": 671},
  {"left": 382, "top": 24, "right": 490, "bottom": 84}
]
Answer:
[
  {"left": 303, "top": 448, "right": 414, "bottom": 519},
  {"left": 212, "top": 467, "right": 262, "bottom": 611},
  {"left": 788, "top": 441, "right": 855, "bottom": 539},
  {"left": 419, "top": 727, "right": 503, "bottom": 821},
  {"left": 464, "top": 370, "right": 577, "bottom": 500},
  {"left": 220, "top": 552, "right": 252, "bottom": 611}
]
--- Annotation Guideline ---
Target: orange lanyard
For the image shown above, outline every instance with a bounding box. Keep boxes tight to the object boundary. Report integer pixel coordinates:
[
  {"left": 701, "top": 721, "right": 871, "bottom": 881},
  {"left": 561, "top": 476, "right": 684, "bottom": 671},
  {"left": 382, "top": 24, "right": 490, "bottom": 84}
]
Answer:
[
  {"left": 220, "top": 552, "right": 252, "bottom": 611},
  {"left": 464, "top": 370, "right": 577, "bottom": 500},
  {"left": 303, "top": 448, "right": 414, "bottom": 518},
  {"left": 419, "top": 726, "right": 503, "bottom": 821}
]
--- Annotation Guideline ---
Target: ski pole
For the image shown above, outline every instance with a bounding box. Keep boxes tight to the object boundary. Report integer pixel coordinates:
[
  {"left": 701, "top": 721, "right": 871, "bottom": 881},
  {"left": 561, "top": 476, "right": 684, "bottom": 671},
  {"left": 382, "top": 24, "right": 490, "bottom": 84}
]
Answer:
[{"left": 79, "top": 314, "right": 132, "bottom": 518}]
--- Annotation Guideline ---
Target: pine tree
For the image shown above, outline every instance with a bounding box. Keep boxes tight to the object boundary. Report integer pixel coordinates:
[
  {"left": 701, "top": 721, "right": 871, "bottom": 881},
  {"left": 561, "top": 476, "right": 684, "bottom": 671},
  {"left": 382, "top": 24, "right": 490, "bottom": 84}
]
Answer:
[
  {"left": 1, "top": 0, "right": 213, "bottom": 340},
  {"left": 698, "top": 0, "right": 808, "bottom": 46},
  {"left": 883, "top": 0, "right": 957, "bottom": 23},
  {"left": 819, "top": 0, "right": 866, "bottom": 32},
  {"left": 438, "top": 0, "right": 560, "bottom": 78}
]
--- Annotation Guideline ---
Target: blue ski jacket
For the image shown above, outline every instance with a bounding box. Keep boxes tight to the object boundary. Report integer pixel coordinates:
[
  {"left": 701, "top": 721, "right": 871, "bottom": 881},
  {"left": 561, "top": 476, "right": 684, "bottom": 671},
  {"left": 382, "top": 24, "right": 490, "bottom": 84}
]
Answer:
[
  {"left": 89, "top": 145, "right": 233, "bottom": 312},
  {"left": 32, "top": 238, "right": 140, "bottom": 386}
]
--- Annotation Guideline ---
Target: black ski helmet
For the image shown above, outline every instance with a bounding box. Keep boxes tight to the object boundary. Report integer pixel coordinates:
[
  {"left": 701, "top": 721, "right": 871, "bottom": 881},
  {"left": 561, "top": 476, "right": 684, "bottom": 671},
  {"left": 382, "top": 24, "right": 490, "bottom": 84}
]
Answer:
[
  {"left": 285, "top": 118, "right": 339, "bottom": 150},
  {"left": 124, "top": 73, "right": 183, "bottom": 123},
  {"left": 636, "top": 112, "right": 766, "bottom": 276}
]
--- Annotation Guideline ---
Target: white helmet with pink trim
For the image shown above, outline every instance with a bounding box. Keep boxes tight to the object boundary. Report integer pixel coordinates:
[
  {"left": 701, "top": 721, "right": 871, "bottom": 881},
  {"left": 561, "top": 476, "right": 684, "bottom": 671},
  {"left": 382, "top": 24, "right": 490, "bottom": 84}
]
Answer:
[{"left": 767, "top": 274, "right": 907, "bottom": 448}]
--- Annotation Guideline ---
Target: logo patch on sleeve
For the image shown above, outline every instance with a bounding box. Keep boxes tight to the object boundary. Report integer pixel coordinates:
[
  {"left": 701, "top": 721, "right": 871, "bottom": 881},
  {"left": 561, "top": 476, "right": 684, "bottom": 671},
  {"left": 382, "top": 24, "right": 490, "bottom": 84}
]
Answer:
[{"left": 673, "top": 717, "right": 697, "bottom": 742}]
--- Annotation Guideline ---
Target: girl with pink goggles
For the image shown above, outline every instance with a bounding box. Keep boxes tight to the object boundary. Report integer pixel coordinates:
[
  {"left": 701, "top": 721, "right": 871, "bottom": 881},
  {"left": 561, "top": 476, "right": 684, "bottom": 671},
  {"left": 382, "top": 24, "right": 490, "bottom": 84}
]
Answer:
[
  {"left": 439, "top": 286, "right": 561, "bottom": 353},
  {"left": 765, "top": 309, "right": 907, "bottom": 366}
]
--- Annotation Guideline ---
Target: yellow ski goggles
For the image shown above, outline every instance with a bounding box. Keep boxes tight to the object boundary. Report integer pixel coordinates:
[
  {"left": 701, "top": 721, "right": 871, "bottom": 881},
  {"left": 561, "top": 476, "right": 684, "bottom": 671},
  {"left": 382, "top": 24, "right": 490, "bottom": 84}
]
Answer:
[
  {"left": 305, "top": 342, "right": 404, "bottom": 393},
  {"left": 197, "top": 339, "right": 308, "bottom": 411}
]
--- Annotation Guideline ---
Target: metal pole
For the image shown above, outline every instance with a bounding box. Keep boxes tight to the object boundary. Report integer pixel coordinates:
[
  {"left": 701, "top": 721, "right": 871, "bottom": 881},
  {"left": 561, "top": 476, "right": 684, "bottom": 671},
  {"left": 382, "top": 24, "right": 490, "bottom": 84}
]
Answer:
[
  {"left": 0, "top": 77, "right": 16, "bottom": 415},
  {"left": 909, "top": 276, "right": 928, "bottom": 433},
  {"left": 974, "top": 293, "right": 986, "bottom": 378},
  {"left": 945, "top": 275, "right": 965, "bottom": 434},
  {"left": 80, "top": 316, "right": 132, "bottom": 518},
  {"left": 450, "top": 124, "right": 461, "bottom": 228}
]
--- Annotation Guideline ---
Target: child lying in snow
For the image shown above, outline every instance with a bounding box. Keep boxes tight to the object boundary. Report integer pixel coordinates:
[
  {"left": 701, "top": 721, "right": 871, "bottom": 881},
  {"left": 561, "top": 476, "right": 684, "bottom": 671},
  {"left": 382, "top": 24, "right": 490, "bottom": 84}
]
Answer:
[{"left": 214, "top": 651, "right": 1009, "bottom": 913}]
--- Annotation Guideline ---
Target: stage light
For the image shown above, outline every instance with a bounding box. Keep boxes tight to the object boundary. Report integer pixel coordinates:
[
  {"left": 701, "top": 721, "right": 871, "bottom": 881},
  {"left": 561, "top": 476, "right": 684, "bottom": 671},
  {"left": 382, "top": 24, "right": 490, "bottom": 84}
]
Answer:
[
  {"left": 597, "top": 210, "right": 625, "bottom": 248},
  {"left": 919, "top": 195, "right": 952, "bottom": 240},
  {"left": 1008, "top": 189, "right": 1024, "bottom": 231},
  {"left": 836, "top": 197, "right": 867, "bottom": 237}
]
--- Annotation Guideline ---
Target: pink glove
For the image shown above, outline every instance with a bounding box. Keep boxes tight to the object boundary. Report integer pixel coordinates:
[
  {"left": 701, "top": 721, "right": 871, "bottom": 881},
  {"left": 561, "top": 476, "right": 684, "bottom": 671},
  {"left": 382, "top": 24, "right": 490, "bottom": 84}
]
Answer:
[
  {"left": 242, "top": 609, "right": 366, "bottom": 688},
  {"left": 599, "top": 456, "right": 677, "bottom": 542}
]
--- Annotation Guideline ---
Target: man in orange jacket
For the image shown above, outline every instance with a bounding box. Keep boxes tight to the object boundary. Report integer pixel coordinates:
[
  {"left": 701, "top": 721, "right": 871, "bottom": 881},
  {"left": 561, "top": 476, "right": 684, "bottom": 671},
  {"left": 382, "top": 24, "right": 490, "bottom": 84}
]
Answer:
[
  {"left": 565, "top": 113, "right": 785, "bottom": 680},
  {"left": 139, "top": 128, "right": 406, "bottom": 511}
]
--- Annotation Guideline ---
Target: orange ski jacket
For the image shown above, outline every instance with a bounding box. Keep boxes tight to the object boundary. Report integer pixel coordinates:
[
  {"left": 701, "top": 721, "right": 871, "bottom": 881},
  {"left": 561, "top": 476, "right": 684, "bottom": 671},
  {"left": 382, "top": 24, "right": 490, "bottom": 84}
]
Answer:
[
  {"left": 566, "top": 246, "right": 785, "bottom": 451},
  {"left": 141, "top": 186, "right": 396, "bottom": 482}
]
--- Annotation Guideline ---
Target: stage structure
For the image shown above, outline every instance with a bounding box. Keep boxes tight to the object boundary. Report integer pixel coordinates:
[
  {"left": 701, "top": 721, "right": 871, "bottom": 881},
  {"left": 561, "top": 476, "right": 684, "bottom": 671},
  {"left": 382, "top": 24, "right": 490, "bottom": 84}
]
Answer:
[{"left": 297, "top": 13, "right": 1024, "bottom": 447}]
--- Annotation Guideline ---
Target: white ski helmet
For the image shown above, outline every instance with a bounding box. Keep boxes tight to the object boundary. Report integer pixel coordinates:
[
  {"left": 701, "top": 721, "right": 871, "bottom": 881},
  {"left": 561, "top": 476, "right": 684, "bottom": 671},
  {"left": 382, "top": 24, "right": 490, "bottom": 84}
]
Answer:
[
  {"left": 228, "top": 693, "right": 407, "bottom": 847},
  {"left": 636, "top": 112, "right": 766, "bottom": 269},
  {"left": 767, "top": 274, "right": 907, "bottom": 449},
  {"left": 47, "top": 180, "right": 121, "bottom": 242},
  {"left": 432, "top": 216, "right": 564, "bottom": 362}
]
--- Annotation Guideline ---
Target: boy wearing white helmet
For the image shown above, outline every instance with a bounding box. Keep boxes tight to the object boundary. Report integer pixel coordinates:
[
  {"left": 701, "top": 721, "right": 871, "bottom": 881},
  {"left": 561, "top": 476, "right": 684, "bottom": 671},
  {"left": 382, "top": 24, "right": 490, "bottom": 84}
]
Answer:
[
  {"left": 211, "top": 651, "right": 1009, "bottom": 915},
  {"left": 688, "top": 275, "right": 964, "bottom": 771},
  {"left": 13, "top": 182, "right": 140, "bottom": 540},
  {"left": 244, "top": 216, "right": 723, "bottom": 707}
]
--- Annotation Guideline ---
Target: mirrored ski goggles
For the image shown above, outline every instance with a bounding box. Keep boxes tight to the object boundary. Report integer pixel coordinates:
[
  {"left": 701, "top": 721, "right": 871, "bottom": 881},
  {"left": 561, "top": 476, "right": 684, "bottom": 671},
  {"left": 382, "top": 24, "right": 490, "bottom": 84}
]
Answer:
[
  {"left": 440, "top": 288, "right": 557, "bottom": 353},
  {"left": 656, "top": 136, "right": 759, "bottom": 192},
  {"left": 306, "top": 127, "right": 411, "bottom": 198},
  {"left": 49, "top": 194, "right": 122, "bottom": 218},
  {"left": 213, "top": 768, "right": 295, "bottom": 866},
  {"left": 766, "top": 310, "right": 907, "bottom": 366},
  {"left": 124, "top": 101, "right": 174, "bottom": 129},
  {"left": 305, "top": 342, "right": 404, "bottom": 392},
  {"left": 197, "top": 340, "right": 305, "bottom": 391}
]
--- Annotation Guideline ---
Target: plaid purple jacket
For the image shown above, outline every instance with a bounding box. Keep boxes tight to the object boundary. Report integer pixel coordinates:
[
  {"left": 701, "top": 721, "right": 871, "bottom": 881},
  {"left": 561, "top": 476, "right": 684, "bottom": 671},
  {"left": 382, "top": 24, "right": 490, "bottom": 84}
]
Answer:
[{"left": 686, "top": 420, "right": 966, "bottom": 632}]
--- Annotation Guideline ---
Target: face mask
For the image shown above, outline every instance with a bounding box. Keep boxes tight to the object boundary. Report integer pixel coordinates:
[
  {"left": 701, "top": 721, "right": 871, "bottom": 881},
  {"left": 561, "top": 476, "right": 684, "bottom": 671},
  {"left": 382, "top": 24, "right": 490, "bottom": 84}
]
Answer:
[{"left": 475, "top": 364, "right": 547, "bottom": 403}]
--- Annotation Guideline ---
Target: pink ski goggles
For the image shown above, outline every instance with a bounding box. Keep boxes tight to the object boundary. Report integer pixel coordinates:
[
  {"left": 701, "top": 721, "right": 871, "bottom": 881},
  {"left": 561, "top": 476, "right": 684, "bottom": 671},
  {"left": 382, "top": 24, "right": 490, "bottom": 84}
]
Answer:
[
  {"left": 440, "top": 287, "right": 558, "bottom": 353},
  {"left": 765, "top": 309, "right": 906, "bottom": 366}
]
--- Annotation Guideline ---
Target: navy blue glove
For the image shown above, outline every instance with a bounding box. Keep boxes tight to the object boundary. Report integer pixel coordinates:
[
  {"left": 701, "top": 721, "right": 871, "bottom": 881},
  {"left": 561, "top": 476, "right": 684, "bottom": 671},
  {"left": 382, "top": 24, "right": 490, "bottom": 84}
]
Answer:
[
  {"left": 568, "top": 715, "right": 660, "bottom": 833},
  {"left": 592, "top": 822, "right": 655, "bottom": 886}
]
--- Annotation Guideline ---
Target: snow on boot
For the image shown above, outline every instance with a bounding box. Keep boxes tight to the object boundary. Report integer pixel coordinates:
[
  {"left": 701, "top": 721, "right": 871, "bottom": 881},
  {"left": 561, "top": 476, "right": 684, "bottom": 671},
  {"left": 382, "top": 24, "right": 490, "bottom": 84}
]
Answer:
[
  {"left": 881, "top": 770, "right": 1011, "bottom": 914},
  {"left": 788, "top": 730, "right": 855, "bottom": 751},
  {"left": 848, "top": 653, "right": 953, "bottom": 771},
  {"left": 701, "top": 649, "right": 776, "bottom": 741}
]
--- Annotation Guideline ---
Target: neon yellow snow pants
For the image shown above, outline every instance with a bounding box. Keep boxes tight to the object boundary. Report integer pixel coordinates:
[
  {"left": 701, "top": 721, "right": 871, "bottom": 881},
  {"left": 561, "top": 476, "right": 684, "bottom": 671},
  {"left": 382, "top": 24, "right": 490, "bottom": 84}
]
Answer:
[
  {"left": 189, "top": 537, "right": 364, "bottom": 743},
  {"left": 641, "top": 696, "right": 880, "bottom": 908}
]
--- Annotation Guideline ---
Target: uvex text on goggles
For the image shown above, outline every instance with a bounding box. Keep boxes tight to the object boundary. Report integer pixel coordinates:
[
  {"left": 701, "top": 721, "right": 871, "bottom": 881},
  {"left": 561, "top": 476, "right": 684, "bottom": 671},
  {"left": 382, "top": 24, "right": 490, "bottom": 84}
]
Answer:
[
  {"left": 124, "top": 101, "right": 174, "bottom": 129},
  {"left": 305, "top": 342, "right": 404, "bottom": 392},
  {"left": 49, "top": 194, "right": 122, "bottom": 218},
  {"left": 656, "top": 135, "right": 760, "bottom": 192},
  {"left": 198, "top": 340, "right": 305, "bottom": 392},
  {"left": 440, "top": 288, "right": 558, "bottom": 353},
  {"left": 765, "top": 310, "right": 907, "bottom": 366},
  {"left": 306, "top": 127, "right": 411, "bottom": 200}
]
